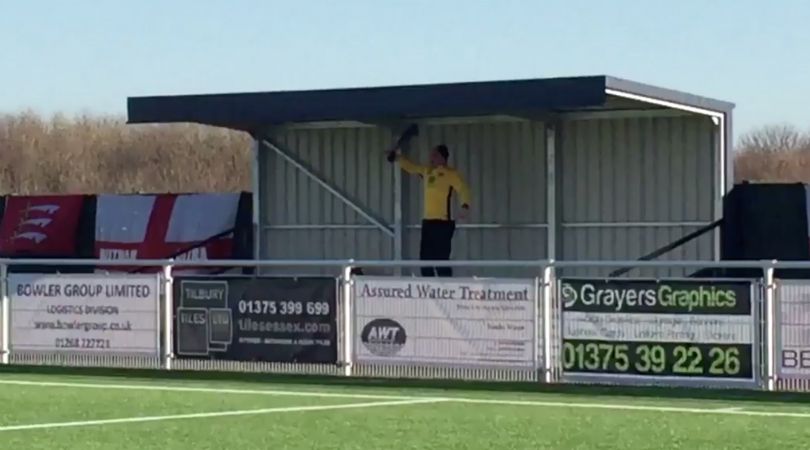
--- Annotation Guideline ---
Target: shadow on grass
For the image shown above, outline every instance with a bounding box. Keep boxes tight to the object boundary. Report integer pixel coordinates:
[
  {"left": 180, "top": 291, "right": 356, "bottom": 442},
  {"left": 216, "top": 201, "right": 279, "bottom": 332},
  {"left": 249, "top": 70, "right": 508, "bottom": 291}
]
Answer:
[{"left": 2, "top": 364, "right": 810, "bottom": 405}]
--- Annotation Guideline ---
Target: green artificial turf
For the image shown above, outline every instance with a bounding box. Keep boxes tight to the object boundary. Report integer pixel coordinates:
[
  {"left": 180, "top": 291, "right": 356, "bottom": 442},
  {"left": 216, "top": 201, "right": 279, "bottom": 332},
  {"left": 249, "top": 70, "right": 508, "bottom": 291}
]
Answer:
[{"left": 2, "top": 369, "right": 810, "bottom": 449}]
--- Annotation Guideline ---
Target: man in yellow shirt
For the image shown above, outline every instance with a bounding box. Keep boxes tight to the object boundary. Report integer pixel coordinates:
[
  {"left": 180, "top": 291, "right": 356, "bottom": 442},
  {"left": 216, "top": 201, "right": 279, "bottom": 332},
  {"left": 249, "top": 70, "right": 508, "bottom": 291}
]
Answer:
[{"left": 388, "top": 144, "right": 471, "bottom": 277}]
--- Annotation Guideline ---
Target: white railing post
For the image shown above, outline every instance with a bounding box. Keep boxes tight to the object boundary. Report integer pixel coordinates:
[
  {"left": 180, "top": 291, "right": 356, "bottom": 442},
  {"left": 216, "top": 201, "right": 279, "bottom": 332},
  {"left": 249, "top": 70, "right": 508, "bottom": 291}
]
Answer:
[
  {"left": 162, "top": 264, "right": 175, "bottom": 370},
  {"left": 764, "top": 262, "right": 776, "bottom": 391},
  {"left": 1, "top": 263, "right": 9, "bottom": 365},
  {"left": 533, "top": 275, "right": 540, "bottom": 377},
  {"left": 542, "top": 263, "right": 554, "bottom": 384},
  {"left": 341, "top": 264, "right": 354, "bottom": 377}
]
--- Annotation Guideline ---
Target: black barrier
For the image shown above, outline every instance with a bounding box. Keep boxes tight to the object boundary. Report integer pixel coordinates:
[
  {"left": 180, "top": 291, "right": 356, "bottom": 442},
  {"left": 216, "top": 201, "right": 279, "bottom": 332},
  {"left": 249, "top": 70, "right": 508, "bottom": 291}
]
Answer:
[
  {"left": 173, "top": 276, "right": 337, "bottom": 364},
  {"left": 560, "top": 279, "right": 756, "bottom": 383}
]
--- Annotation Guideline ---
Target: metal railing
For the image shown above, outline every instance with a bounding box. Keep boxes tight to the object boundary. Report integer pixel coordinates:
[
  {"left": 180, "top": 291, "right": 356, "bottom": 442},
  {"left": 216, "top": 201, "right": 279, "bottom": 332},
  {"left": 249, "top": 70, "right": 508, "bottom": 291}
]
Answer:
[{"left": 2, "top": 257, "right": 810, "bottom": 392}]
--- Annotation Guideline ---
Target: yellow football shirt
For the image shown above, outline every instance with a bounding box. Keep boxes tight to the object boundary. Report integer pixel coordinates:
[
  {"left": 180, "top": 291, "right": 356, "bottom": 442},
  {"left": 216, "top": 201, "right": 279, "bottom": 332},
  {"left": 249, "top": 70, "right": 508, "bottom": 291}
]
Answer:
[{"left": 397, "top": 155, "right": 471, "bottom": 221}]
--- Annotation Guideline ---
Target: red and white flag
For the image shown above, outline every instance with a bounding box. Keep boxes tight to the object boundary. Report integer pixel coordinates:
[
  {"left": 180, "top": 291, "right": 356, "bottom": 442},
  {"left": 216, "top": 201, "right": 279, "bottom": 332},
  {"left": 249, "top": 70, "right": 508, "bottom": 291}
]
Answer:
[
  {"left": 0, "top": 195, "right": 85, "bottom": 256},
  {"left": 95, "top": 193, "right": 241, "bottom": 272}
]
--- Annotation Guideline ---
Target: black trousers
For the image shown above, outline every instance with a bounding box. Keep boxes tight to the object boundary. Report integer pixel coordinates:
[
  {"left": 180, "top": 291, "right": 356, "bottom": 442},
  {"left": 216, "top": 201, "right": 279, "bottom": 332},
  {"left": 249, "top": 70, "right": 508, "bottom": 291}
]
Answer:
[{"left": 419, "top": 219, "right": 456, "bottom": 277}]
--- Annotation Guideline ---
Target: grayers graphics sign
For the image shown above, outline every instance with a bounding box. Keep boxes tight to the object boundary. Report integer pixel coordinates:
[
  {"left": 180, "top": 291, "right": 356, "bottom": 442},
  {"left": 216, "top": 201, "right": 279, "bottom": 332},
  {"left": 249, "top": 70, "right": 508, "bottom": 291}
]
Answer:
[
  {"left": 560, "top": 279, "right": 755, "bottom": 382},
  {"left": 353, "top": 277, "right": 537, "bottom": 368},
  {"left": 9, "top": 274, "right": 159, "bottom": 354},
  {"left": 173, "top": 277, "right": 337, "bottom": 364}
]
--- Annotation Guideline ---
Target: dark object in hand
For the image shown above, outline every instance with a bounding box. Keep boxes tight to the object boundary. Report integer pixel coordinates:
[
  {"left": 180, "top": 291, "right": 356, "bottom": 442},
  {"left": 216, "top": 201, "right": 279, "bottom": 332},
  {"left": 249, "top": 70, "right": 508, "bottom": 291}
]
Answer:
[
  {"left": 386, "top": 124, "right": 419, "bottom": 163},
  {"left": 397, "top": 123, "right": 419, "bottom": 145}
]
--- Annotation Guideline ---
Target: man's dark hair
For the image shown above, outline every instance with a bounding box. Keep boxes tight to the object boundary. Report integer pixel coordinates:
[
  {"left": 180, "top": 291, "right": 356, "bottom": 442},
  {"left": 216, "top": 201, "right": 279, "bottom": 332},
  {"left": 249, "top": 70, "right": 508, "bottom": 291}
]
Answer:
[{"left": 435, "top": 144, "right": 450, "bottom": 161}]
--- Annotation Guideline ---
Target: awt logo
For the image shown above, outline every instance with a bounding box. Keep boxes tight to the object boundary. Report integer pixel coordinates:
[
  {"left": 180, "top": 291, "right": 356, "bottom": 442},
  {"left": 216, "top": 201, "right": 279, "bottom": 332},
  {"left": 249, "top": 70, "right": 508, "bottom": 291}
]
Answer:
[
  {"left": 369, "top": 326, "right": 400, "bottom": 341},
  {"left": 361, "top": 318, "right": 407, "bottom": 357}
]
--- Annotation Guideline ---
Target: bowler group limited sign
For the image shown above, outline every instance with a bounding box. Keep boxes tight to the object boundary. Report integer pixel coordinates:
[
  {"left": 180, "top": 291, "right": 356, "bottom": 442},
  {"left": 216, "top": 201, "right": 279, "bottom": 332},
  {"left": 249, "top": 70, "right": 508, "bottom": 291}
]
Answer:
[{"left": 9, "top": 274, "right": 160, "bottom": 355}]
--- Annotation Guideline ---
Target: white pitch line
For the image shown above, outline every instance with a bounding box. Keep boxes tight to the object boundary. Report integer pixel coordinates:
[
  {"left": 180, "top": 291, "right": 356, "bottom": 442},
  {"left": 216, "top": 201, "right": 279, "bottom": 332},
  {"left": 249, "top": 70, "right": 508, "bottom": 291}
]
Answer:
[
  {"left": 452, "top": 398, "right": 810, "bottom": 418},
  {"left": 715, "top": 407, "right": 744, "bottom": 412},
  {"left": 0, "top": 379, "right": 419, "bottom": 401},
  {"left": 0, "top": 398, "right": 445, "bottom": 432},
  {"left": 4, "top": 378, "right": 810, "bottom": 419}
]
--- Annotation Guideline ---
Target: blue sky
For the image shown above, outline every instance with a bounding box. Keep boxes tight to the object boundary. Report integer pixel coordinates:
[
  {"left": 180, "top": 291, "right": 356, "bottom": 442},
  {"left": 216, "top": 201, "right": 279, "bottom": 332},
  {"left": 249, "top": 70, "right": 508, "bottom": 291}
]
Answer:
[{"left": 2, "top": 0, "right": 808, "bottom": 136}]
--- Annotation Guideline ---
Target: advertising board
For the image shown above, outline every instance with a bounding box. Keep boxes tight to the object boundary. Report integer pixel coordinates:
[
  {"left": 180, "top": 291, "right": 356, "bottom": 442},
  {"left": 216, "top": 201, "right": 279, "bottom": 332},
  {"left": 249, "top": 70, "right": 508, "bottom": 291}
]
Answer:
[
  {"left": 174, "top": 277, "right": 337, "bottom": 363},
  {"left": 560, "top": 278, "right": 756, "bottom": 385},
  {"left": 353, "top": 277, "right": 537, "bottom": 369},
  {"left": 10, "top": 274, "right": 160, "bottom": 355}
]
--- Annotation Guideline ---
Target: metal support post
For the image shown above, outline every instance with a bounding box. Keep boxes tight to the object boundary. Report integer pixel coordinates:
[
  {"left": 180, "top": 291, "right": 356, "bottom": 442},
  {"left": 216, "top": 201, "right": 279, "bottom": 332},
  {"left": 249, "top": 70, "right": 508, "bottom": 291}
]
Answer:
[
  {"left": 764, "top": 264, "right": 776, "bottom": 391},
  {"left": 162, "top": 264, "right": 175, "bottom": 371},
  {"left": 542, "top": 264, "right": 554, "bottom": 383},
  {"left": 533, "top": 276, "right": 540, "bottom": 374},
  {"left": 341, "top": 264, "right": 354, "bottom": 377},
  {"left": 393, "top": 149, "right": 404, "bottom": 276},
  {"left": 1, "top": 264, "right": 9, "bottom": 365},
  {"left": 251, "top": 139, "right": 262, "bottom": 261},
  {"left": 546, "top": 124, "right": 557, "bottom": 262},
  {"left": 713, "top": 115, "right": 726, "bottom": 261}
]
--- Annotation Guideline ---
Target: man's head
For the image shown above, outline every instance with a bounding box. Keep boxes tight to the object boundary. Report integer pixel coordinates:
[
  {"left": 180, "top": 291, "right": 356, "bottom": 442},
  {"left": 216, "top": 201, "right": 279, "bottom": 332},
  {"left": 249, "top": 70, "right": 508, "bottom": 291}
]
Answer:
[{"left": 429, "top": 144, "right": 450, "bottom": 167}]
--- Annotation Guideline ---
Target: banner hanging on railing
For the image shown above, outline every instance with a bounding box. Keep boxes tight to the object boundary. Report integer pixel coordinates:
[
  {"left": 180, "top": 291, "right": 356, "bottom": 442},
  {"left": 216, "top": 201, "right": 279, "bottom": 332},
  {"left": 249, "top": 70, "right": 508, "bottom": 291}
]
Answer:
[
  {"left": 9, "top": 274, "right": 160, "bottom": 354},
  {"left": 352, "top": 277, "right": 537, "bottom": 369},
  {"left": 776, "top": 281, "right": 810, "bottom": 378},
  {"left": 560, "top": 278, "right": 756, "bottom": 385},
  {"left": 173, "top": 277, "right": 337, "bottom": 364}
]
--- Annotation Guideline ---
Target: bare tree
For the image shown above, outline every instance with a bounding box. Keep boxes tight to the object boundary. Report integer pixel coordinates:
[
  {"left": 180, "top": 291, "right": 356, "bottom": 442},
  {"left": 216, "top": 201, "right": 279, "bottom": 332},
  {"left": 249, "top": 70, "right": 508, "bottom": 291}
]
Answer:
[
  {"left": 735, "top": 124, "right": 810, "bottom": 182},
  {"left": 737, "top": 124, "right": 810, "bottom": 153},
  {"left": 2, "top": 111, "right": 810, "bottom": 192},
  {"left": 0, "top": 113, "right": 251, "bottom": 194}
]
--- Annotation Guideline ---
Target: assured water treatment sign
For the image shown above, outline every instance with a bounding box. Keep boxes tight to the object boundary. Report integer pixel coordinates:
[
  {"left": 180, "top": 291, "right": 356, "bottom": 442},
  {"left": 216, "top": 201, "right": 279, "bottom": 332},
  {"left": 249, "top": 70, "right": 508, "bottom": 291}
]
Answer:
[
  {"left": 9, "top": 274, "right": 160, "bottom": 355},
  {"left": 353, "top": 277, "right": 537, "bottom": 369},
  {"left": 560, "top": 279, "right": 755, "bottom": 383}
]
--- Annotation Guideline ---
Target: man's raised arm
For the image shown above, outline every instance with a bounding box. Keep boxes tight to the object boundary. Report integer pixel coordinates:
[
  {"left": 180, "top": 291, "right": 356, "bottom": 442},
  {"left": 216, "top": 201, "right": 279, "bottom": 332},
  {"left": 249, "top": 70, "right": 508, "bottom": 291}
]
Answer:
[{"left": 392, "top": 152, "right": 429, "bottom": 176}]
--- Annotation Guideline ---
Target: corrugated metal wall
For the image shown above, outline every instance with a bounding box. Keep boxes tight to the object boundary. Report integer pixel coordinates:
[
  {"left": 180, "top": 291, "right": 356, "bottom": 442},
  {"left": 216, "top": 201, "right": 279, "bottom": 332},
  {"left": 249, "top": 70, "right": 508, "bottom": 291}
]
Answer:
[
  {"left": 258, "top": 120, "right": 549, "bottom": 276},
  {"left": 558, "top": 115, "right": 717, "bottom": 277},
  {"left": 256, "top": 113, "right": 719, "bottom": 277},
  {"left": 259, "top": 126, "right": 395, "bottom": 274},
  {"left": 401, "top": 121, "right": 547, "bottom": 277}
]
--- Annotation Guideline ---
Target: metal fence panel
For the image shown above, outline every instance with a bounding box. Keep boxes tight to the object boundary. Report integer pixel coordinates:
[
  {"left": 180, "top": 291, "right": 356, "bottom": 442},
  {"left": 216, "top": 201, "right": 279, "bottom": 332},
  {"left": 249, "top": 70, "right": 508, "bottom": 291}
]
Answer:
[
  {"left": 558, "top": 277, "right": 760, "bottom": 389},
  {"left": 350, "top": 276, "right": 540, "bottom": 381},
  {"left": 0, "top": 258, "right": 800, "bottom": 392},
  {"left": 9, "top": 353, "right": 161, "bottom": 370},
  {"left": 774, "top": 281, "right": 810, "bottom": 391},
  {"left": 8, "top": 273, "right": 161, "bottom": 357}
]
